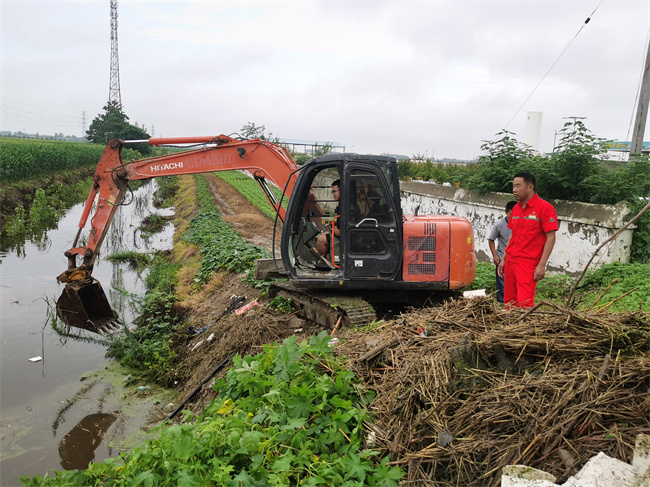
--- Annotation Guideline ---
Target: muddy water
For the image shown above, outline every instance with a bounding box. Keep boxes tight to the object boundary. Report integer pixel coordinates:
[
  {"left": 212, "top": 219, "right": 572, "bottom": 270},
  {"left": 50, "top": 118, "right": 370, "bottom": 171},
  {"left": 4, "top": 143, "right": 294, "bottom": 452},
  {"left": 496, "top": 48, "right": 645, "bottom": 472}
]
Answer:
[{"left": 0, "top": 182, "right": 174, "bottom": 486}]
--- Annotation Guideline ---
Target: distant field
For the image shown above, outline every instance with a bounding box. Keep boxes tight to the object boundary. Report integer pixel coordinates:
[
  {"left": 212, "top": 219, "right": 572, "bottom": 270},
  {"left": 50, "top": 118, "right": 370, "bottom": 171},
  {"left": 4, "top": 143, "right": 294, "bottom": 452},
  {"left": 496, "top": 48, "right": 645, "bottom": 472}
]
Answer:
[{"left": 0, "top": 138, "right": 107, "bottom": 183}]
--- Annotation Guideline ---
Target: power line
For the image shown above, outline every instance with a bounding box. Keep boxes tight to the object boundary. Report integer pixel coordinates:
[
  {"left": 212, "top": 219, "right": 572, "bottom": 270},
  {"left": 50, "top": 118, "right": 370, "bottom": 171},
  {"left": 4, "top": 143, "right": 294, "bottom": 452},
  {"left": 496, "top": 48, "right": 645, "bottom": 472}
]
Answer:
[
  {"left": 0, "top": 98, "right": 87, "bottom": 134},
  {"left": 2, "top": 96, "right": 79, "bottom": 118},
  {"left": 1, "top": 105, "right": 80, "bottom": 128},
  {"left": 504, "top": 0, "right": 605, "bottom": 130}
]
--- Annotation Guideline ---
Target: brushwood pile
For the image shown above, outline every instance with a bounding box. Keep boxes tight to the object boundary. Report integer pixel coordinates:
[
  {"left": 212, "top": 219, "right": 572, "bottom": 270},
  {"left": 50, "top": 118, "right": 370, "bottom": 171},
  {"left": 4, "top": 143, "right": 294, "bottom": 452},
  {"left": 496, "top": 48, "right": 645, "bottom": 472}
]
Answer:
[{"left": 336, "top": 297, "right": 649, "bottom": 486}]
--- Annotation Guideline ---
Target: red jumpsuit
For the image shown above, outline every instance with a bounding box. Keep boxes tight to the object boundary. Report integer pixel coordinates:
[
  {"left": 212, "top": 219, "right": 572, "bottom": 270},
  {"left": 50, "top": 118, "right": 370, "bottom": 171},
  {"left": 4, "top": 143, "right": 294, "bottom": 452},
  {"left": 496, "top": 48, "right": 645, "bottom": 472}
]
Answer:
[{"left": 504, "top": 193, "right": 558, "bottom": 307}]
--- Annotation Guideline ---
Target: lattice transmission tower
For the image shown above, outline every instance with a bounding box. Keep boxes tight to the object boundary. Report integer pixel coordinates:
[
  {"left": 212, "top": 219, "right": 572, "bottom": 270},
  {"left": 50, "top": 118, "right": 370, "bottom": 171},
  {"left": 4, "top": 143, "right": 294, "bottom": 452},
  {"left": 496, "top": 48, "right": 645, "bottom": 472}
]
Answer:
[{"left": 108, "top": 0, "right": 122, "bottom": 109}]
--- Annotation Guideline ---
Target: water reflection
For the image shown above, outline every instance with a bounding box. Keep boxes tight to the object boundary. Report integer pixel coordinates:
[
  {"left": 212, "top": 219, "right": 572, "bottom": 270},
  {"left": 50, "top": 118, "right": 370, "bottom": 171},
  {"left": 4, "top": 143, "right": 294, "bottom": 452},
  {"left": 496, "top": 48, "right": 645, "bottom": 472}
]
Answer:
[
  {"left": 58, "top": 413, "right": 118, "bottom": 470},
  {"left": 0, "top": 180, "right": 174, "bottom": 485}
]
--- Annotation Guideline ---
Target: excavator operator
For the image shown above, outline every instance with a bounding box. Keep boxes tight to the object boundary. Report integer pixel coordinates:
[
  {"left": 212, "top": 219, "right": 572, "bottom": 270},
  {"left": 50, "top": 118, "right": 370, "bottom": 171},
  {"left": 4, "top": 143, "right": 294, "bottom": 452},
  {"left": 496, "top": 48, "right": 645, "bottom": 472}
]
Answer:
[{"left": 316, "top": 179, "right": 341, "bottom": 257}]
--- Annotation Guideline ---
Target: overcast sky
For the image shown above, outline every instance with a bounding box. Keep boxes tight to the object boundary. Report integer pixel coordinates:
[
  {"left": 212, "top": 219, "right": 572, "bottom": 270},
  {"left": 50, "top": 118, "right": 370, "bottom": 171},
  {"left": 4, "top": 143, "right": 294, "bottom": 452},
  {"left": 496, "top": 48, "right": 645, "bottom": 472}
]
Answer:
[{"left": 2, "top": 0, "right": 649, "bottom": 159}]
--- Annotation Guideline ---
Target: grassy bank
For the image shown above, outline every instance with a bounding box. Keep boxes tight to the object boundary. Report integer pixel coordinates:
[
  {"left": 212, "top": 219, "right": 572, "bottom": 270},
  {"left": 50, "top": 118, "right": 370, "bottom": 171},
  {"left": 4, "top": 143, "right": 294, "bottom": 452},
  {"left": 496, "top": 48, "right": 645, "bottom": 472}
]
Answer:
[
  {"left": 105, "top": 174, "right": 270, "bottom": 384},
  {"left": 0, "top": 167, "right": 96, "bottom": 244},
  {"left": 470, "top": 261, "right": 650, "bottom": 311}
]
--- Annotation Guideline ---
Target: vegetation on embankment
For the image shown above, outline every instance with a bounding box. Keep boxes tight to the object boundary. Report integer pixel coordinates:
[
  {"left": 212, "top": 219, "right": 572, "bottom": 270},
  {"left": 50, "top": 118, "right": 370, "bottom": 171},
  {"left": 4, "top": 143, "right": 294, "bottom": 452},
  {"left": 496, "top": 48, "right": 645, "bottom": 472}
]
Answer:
[
  {"left": 0, "top": 138, "right": 144, "bottom": 235},
  {"left": 0, "top": 166, "right": 96, "bottom": 241},
  {"left": 0, "top": 139, "right": 183, "bottom": 241},
  {"left": 105, "top": 174, "right": 271, "bottom": 385},
  {"left": 22, "top": 334, "right": 403, "bottom": 487},
  {"left": 471, "top": 261, "right": 650, "bottom": 311},
  {"left": 184, "top": 175, "right": 270, "bottom": 280}
]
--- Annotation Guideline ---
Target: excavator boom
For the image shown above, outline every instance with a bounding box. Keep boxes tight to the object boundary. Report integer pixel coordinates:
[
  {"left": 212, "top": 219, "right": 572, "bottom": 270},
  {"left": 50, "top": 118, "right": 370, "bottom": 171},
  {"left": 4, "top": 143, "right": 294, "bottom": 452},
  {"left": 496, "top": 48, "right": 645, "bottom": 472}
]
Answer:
[
  {"left": 59, "top": 135, "right": 298, "bottom": 281},
  {"left": 56, "top": 135, "right": 300, "bottom": 333}
]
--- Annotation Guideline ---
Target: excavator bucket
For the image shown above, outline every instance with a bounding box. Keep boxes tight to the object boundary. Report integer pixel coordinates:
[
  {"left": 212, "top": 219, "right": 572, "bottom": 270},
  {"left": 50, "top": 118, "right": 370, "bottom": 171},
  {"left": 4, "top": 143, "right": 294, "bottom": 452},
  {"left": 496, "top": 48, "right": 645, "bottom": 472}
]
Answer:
[{"left": 56, "top": 279, "right": 121, "bottom": 335}]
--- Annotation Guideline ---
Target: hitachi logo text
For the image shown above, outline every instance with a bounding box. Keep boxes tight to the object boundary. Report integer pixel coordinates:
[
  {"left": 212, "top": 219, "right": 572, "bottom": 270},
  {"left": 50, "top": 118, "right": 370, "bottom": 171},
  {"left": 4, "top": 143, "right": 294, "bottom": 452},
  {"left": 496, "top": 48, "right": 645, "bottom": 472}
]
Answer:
[{"left": 150, "top": 162, "right": 183, "bottom": 172}]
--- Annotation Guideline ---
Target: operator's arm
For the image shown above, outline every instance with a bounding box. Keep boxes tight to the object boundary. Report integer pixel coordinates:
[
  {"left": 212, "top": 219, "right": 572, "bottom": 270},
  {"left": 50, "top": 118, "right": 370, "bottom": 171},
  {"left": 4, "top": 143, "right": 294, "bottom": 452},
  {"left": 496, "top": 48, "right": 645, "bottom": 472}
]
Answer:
[
  {"left": 488, "top": 239, "right": 499, "bottom": 265},
  {"left": 533, "top": 231, "right": 556, "bottom": 281}
]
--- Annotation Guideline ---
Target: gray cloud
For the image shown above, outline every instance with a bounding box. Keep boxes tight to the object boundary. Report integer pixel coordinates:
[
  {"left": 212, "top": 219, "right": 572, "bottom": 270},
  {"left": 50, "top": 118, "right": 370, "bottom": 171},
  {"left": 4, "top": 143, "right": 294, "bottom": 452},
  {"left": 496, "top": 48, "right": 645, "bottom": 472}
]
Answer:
[{"left": 2, "top": 1, "right": 648, "bottom": 159}]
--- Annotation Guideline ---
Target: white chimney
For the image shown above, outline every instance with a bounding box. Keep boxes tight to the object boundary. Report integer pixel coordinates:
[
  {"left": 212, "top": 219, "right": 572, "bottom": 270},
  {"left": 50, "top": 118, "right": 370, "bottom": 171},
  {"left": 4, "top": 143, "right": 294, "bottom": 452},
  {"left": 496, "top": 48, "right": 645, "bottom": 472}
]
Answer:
[{"left": 524, "top": 110, "right": 543, "bottom": 152}]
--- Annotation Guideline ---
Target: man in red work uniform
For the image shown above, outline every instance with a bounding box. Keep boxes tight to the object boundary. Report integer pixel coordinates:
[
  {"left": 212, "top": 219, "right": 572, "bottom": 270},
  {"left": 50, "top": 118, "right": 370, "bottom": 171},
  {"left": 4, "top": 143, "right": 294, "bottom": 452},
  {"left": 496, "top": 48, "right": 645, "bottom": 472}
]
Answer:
[{"left": 498, "top": 172, "right": 558, "bottom": 308}]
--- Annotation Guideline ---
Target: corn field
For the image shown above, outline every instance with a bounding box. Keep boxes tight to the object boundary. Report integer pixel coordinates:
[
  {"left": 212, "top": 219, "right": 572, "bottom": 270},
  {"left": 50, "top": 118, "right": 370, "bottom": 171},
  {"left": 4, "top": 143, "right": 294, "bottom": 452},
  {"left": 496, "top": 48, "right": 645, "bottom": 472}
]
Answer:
[{"left": 0, "top": 138, "right": 106, "bottom": 183}]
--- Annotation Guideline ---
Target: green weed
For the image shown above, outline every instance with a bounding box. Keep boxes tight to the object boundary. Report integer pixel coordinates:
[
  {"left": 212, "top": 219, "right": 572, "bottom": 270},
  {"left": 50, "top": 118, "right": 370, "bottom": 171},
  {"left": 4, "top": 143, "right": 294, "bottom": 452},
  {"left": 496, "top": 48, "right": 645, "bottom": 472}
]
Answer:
[
  {"left": 139, "top": 214, "right": 169, "bottom": 238},
  {"left": 269, "top": 296, "right": 294, "bottom": 314},
  {"left": 465, "top": 261, "right": 649, "bottom": 311},
  {"left": 106, "top": 257, "right": 180, "bottom": 384},
  {"left": 105, "top": 250, "right": 153, "bottom": 272}
]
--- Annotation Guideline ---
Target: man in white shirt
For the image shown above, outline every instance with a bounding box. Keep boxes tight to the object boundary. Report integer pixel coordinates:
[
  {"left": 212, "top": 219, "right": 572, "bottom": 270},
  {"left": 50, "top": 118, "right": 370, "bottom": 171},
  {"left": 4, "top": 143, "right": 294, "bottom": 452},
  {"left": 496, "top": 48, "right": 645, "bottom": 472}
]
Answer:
[{"left": 488, "top": 200, "right": 516, "bottom": 303}]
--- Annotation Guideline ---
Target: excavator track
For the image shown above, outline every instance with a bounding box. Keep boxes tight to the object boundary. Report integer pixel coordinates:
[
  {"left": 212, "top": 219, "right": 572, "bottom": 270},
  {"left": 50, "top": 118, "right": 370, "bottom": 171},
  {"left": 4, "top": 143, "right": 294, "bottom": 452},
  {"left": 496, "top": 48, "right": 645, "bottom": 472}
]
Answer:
[{"left": 269, "top": 282, "right": 376, "bottom": 330}]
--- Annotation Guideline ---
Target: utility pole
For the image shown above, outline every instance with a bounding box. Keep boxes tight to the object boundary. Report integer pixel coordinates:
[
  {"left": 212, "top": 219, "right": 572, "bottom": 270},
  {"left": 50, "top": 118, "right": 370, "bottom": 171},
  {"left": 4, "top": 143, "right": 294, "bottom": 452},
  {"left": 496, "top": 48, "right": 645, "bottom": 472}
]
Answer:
[
  {"left": 630, "top": 37, "right": 650, "bottom": 157},
  {"left": 108, "top": 0, "right": 122, "bottom": 109},
  {"left": 81, "top": 111, "right": 87, "bottom": 137}
]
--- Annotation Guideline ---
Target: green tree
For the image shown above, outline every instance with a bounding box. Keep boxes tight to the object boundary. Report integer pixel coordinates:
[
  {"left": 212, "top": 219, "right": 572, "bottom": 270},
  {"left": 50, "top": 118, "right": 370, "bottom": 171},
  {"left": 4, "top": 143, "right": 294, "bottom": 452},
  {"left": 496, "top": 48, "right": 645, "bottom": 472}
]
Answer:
[
  {"left": 544, "top": 118, "right": 605, "bottom": 202},
  {"left": 468, "top": 130, "right": 537, "bottom": 193},
  {"left": 86, "top": 102, "right": 151, "bottom": 155},
  {"left": 240, "top": 122, "right": 266, "bottom": 140}
]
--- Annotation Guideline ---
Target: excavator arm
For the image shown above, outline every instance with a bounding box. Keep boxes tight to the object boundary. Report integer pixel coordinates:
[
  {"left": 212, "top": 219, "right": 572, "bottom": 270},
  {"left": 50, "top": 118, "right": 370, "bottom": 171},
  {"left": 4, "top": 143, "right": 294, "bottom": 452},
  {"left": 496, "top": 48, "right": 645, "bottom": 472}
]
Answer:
[{"left": 58, "top": 135, "right": 300, "bottom": 284}]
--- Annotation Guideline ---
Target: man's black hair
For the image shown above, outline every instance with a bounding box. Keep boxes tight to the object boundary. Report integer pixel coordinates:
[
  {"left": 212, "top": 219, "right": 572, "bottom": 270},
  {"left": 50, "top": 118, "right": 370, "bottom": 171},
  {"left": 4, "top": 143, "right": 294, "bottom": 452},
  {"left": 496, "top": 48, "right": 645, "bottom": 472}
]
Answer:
[
  {"left": 513, "top": 171, "right": 536, "bottom": 190},
  {"left": 506, "top": 200, "right": 517, "bottom": 212},
  {"left": 332, "top": 179, "right": 341, "bottom": 187}
]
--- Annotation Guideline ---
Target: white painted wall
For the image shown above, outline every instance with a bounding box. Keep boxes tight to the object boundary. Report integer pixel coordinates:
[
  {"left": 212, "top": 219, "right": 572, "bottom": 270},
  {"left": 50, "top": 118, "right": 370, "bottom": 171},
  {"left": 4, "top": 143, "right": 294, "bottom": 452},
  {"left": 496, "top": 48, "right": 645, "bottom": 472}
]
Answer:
[{"left": 399, "top": 181, "right": 634, "bottom": 276}]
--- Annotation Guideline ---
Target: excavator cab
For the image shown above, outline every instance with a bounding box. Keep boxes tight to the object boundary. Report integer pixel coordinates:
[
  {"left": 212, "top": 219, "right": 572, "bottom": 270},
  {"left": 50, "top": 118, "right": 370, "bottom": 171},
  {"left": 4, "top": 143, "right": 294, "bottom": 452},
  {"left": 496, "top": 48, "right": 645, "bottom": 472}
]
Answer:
[{"left": 282, "top": 155, "right": 403, "bottom": 283}]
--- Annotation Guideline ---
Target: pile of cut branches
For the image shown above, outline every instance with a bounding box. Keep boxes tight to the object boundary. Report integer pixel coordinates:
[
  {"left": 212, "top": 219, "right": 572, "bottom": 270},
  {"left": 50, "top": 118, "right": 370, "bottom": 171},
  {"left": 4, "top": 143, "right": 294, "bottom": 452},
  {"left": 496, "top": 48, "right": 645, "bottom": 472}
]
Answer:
[{"left": 336, "top": 297, "right": 650, "bottom": 486}]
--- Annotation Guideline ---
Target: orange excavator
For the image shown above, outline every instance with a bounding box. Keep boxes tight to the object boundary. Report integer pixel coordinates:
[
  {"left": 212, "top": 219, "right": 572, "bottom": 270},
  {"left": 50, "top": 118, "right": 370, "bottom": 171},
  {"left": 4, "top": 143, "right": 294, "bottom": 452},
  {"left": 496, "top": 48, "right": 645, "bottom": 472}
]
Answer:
[{"left": 57, "top": 135, "right": 476, "bottom": 334}]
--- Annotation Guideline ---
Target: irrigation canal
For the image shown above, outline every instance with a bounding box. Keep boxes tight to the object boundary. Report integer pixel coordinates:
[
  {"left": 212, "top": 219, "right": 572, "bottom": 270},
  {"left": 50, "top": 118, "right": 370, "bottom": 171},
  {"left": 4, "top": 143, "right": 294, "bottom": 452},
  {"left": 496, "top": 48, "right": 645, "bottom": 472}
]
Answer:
[{"left": 0, "top": 182, "right": 174, "bottom": 486}]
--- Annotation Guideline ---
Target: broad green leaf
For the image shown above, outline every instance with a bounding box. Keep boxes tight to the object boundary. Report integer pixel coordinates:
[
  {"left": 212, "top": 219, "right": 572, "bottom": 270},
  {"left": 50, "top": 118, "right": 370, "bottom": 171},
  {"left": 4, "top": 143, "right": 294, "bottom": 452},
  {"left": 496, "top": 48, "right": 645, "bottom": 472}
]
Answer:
[{"left": 175, "top": 471, "right": 202, "bottom": 487}]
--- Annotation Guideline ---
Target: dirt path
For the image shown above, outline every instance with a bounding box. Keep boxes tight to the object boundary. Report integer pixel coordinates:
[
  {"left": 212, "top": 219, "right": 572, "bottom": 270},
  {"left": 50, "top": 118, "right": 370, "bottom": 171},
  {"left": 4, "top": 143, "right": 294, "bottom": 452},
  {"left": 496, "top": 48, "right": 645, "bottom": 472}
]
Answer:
[{"left": 202, "top": 174, "right": 282, "bottom": 252}]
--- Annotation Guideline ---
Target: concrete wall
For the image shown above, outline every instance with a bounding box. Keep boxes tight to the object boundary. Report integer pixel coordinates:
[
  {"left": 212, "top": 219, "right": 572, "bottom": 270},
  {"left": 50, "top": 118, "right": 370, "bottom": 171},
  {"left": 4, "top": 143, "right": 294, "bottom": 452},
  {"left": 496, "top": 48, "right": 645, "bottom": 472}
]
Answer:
[{"left": 399, "top": 181, "right": 634, "bottom": 276}]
